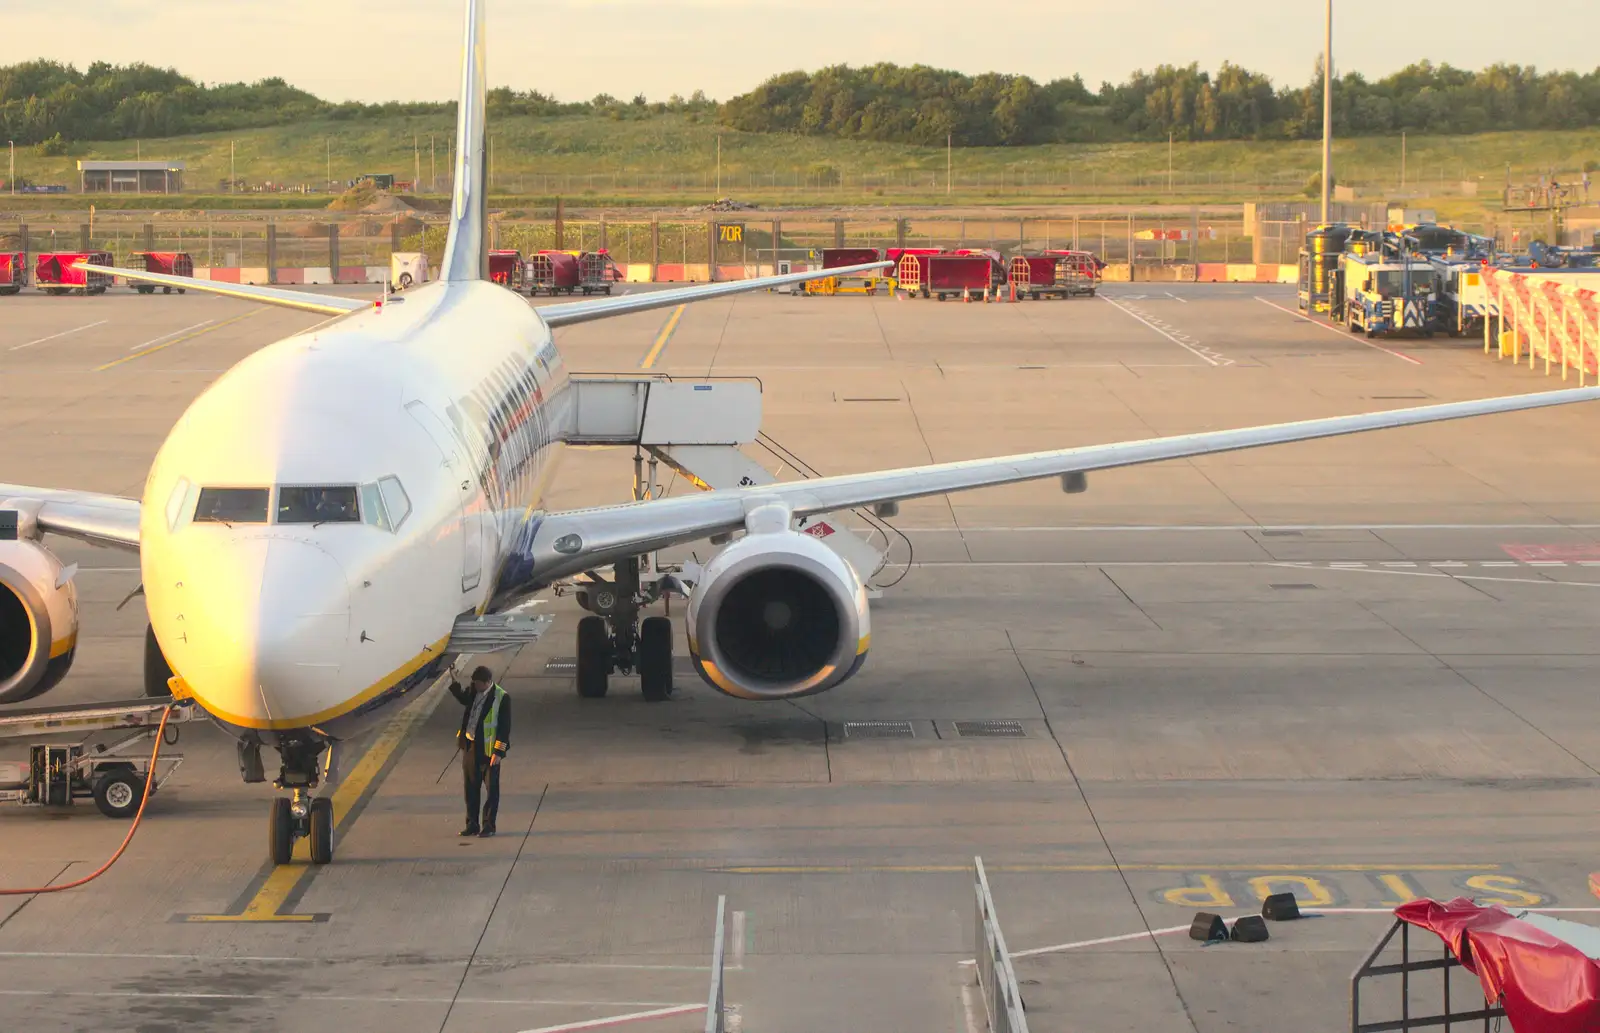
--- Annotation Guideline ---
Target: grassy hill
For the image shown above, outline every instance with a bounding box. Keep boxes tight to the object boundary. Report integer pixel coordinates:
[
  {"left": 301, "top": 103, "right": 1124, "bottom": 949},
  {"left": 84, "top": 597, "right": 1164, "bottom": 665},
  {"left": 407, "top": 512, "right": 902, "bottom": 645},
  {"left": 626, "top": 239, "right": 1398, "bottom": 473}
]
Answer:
[{"left": 4, "top": 112, "right": 1599, "bottom": 211}]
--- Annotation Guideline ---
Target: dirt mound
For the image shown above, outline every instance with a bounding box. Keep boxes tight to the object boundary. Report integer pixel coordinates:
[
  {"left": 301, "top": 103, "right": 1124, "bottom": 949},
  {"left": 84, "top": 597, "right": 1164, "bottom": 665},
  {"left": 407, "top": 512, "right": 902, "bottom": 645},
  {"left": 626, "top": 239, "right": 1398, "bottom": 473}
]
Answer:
[{"left": 361, "top": 192, "right": 418, "bottom": 215}]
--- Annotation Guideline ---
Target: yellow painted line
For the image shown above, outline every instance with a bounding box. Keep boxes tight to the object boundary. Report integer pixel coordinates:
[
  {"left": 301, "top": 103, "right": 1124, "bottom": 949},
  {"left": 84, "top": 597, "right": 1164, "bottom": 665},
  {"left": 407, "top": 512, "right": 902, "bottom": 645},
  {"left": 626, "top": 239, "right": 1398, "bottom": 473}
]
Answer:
[
  {"left": 183, "top": 678, "right": 450, "bottom": 923},
  {"left": 639, "top": 304, "right": 685, "bottom": 369},
  {"left": 711, "top": 863, "right": 1503, "bottom": 874},
  {"left": 96, "top": 308, "right": 264, "bottom": 371}
]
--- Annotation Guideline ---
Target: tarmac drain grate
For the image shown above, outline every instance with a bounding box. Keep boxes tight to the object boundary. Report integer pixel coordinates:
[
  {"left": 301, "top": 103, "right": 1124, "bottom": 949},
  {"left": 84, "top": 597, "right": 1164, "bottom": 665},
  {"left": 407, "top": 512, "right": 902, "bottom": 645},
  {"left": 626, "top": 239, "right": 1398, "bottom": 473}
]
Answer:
[
  {"left": 953, "top": 719, "right": 1027, "bottom": 738},
  {"left": 843, "top": 720, "right": 916, "bottom": 740},
  {"left": 1270, "top": 583, "right": 1319, "bottom": 590},
  {"left": 1259, "top": 530, "right": 1304, "bottom": 537}
]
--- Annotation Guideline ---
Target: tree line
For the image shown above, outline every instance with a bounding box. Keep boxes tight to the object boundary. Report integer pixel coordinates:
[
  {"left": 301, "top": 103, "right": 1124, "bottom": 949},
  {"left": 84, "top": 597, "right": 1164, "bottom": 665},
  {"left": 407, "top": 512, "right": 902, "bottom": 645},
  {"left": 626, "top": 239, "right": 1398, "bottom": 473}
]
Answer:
[
  {"left": 721, "top": 61, "right": 1600, "bottom": 145},
  {"left": 0, "top": 60, "right": 717, "bottom": 147},
  {"left": 3, "top": 57, "right": 1597, "bottom": 150}
]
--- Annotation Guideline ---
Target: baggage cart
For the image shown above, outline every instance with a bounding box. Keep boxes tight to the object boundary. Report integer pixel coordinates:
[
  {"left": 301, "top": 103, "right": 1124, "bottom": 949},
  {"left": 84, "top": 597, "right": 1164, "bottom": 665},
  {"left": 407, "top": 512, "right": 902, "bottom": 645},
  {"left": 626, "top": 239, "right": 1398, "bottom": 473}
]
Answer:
[
  {"left": 488, "top": 249, "right": 524, "bottom": 291},
  {"left": 1045, "top": 250, "right": 1102, "bottom": 296},
  {"left": 528, "top": 251, "right": 581, "bottom": 296},
  {"left": 578, "top": 251, "right": 619, "bottom": 295},
  {"left": 927, "top": 255, "right": 994, "bottom": 301},
  {"left": 802, "top": 247, "right": 885, "bottom": 296},
  {"left": 129, "top": 251, "right": 193, "bottom": 294},
  {"left": 895, "top": 251, "right": 937, "bottom": 297},
  {"left": 0, "top": 252, "right": 24, "bottom": 295},
  {"left": 1008, "top": 255, "right": 1070, "bottom": 299},
  {"left": 0, "top": 698, "right": 201, "bottom": 818},
  {"left": 36, "top": 251, "right": 113, "bottom": 296}
]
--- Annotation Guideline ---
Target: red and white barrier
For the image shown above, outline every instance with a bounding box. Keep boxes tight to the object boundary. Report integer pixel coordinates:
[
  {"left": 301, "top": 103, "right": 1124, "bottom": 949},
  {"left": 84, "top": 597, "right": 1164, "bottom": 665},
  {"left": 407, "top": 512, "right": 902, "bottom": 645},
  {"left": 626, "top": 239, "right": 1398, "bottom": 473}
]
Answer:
[{"left": 1484, "top": 267, "right": 1600, "bottom": 382}]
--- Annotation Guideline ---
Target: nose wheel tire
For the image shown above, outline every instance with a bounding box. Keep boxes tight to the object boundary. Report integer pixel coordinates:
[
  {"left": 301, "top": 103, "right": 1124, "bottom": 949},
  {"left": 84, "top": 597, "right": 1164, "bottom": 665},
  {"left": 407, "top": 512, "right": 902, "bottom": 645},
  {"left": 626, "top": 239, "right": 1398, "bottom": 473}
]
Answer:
[
  {"left": 639, "top": 616, "right": 674, "bottom": 702},
  {"left": 308, "top": 797, "right": 334, "bottom": 865},
  {"left": 268, "top": 797, "right": 294, "bottom": 865},
  {"left": 576, "top": 616, "right": 610, "bottom": 698}
]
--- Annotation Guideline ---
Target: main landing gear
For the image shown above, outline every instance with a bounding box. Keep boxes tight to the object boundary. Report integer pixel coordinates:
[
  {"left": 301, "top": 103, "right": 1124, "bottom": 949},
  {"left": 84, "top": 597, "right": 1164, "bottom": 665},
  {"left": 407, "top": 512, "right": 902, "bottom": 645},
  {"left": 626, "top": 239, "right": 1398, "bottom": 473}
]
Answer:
[
  {"left": 243, "top": 735, "right": 337, "bottom": 865},
  {"left": 574, "top": 555, "right": 675, "bottom": 703}
]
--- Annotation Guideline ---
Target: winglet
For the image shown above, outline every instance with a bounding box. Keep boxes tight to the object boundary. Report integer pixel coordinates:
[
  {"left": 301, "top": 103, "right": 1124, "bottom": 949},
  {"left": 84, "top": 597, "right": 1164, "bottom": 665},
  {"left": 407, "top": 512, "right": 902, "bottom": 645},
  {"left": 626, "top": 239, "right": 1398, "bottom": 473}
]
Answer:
[{"left": 439, "top": 0, "right": 488, "bottom": 282}]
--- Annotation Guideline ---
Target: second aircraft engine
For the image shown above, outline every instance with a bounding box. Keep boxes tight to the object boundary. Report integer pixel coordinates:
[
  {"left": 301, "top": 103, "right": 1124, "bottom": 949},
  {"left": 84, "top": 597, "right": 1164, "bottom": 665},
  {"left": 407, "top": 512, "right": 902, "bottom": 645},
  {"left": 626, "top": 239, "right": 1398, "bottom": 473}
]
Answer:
[
  {"left": 685, "top": 528, "right": 870, "bottom": 700},
  {"left": 0, "top": 539, "right": 80, "bottom": 704}
]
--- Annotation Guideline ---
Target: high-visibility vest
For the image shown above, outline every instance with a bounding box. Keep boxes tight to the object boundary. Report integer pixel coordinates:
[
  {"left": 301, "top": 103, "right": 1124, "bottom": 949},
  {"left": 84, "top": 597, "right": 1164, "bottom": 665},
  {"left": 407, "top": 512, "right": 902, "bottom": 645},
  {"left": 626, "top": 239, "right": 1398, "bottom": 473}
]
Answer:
[{"left": 465, "top": 684, "right": 507, "bottom": 755}]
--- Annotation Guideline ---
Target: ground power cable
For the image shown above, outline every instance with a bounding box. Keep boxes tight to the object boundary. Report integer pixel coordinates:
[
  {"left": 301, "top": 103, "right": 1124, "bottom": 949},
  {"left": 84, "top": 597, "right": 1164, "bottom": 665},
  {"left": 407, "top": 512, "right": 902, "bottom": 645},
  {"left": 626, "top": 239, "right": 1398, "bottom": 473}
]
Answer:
[{"left": 0, "top": 705, "right": 174, "bottom": 896}]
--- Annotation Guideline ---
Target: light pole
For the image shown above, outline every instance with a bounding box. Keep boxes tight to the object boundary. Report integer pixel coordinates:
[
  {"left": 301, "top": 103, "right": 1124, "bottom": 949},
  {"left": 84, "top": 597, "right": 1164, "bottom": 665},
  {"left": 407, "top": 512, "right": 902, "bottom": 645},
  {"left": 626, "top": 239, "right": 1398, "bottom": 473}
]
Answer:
[{"left": 1320, "top": 0, "right": 1333, "bottom": 224}]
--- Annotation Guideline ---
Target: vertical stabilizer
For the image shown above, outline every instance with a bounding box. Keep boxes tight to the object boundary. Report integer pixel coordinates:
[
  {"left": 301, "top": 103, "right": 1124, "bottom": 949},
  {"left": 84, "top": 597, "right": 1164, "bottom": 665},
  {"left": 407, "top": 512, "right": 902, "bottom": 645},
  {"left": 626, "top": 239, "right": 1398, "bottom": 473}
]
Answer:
[{"left": 440, "top": 0, "right": 488, "bottom": 282}]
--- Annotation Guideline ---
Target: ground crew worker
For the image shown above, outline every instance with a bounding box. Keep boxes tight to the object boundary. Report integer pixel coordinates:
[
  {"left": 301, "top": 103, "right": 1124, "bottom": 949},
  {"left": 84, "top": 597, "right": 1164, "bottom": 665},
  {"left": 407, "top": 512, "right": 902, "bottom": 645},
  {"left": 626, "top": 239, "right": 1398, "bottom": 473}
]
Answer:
[{"left": 449, "top": 665, "right": 510, "bottom": 837}]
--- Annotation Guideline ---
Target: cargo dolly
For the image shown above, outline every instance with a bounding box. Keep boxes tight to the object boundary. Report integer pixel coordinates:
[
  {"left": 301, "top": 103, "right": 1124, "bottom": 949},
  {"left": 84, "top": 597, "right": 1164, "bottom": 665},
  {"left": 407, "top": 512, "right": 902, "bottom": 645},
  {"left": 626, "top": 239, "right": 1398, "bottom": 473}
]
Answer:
[{"left": 0, "top": 697, "right": 201, "bottom": 818}]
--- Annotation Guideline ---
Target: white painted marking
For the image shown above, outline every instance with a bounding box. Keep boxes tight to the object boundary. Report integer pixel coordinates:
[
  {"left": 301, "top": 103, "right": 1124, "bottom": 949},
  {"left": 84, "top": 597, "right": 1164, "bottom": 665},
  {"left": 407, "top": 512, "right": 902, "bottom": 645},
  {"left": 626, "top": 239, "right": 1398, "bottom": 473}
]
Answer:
[
  {"left": 1481, "top": 561, "right": 1518, "bottom": 567},
  {"left": 1528, "top": 561, "right": 1568, "bottom": 567},
  {"left": 1253, "top": 296, "right": 1423, "bottom": 365},
  {"left": 0, "top": 990, "right": 697, "bottom": 1008},
  {"left": 1099, "top": 295, "right": 1223, "bottom": 366},
  {"left": 1431, "top": 562, "right": 1468, "bottom": 568},
  {"left": 1290, "top": 563, "right": 1600, "bottom": 588},
  {"left": 1165, "top": 292, "right": 1187, "bottom": 303},
  {"left": 0, "top": 951, "right": 707, "bottom": 971},
  {"left": 960, "top": 984, "right": 986, "bottom": 1033},
  {"left": 10, "top": 320, "right": 109, "bottom": 351},
  {"left": 1381, "top": 562, "right": 1417, "bottom": 568},
  {"left": 962, "top": 906, "right": 1600, "bottom": 965},
  {"left": 516, "top": 1004, "right": 707, "bottom": 1033},
  {"left": 1580, "top": 562, "right": 1600, "bottom": 567},
  {"left": 127, "top": 319, "right": 214, "bottom": 351},
  {"left": 730, "top": 910, "right": 746, "bottom": 971},
  {"left": 1330, "top": 562, "right": 1368, "bottom": 567}
]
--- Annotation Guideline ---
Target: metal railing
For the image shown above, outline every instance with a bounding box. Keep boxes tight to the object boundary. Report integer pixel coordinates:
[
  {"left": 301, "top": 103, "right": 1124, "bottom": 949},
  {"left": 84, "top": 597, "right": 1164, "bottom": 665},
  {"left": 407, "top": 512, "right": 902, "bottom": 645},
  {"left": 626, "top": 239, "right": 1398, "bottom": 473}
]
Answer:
[
  {"left": 1351, "top": 917, "right": 1505, "bottom": 1033},
  {"left": 705, "top": 895, "right": 728, "bottom": 1033},
  {"left": 973, "top": 857, "right": 1029, "bottom": 1033}
]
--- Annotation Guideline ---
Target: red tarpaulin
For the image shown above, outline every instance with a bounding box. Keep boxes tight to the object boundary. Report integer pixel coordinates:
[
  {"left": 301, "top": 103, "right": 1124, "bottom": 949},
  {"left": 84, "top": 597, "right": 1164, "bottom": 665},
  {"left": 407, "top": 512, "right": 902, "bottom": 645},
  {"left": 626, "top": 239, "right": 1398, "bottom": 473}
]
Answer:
[{"left": 1396, "top": 898, "right": 1600, "bottom": 1033}]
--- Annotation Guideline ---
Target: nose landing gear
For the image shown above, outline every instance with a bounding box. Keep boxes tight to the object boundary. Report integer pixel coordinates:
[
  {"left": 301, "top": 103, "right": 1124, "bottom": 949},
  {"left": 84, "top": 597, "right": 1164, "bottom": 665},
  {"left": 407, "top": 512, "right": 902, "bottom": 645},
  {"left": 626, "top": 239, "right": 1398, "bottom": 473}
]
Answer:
[{"left": 264, "top": 738, "right": 337, "bottom": 865}]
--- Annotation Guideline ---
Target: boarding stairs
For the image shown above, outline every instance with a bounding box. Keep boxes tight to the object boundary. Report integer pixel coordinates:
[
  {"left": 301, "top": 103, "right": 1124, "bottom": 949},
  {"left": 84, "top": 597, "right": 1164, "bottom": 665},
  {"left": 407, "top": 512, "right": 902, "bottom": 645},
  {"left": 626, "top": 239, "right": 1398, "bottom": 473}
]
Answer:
[{"left": 567, "top": 374, "right": 904, "bottom": 591}]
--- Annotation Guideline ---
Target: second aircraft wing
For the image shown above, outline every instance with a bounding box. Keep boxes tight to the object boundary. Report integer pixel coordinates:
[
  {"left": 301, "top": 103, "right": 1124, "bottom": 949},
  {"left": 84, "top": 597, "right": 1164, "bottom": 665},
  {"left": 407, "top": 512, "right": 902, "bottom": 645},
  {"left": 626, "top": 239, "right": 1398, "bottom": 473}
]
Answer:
[{"left": 524, "top": 386, "right": 1600, "bottom": 583}]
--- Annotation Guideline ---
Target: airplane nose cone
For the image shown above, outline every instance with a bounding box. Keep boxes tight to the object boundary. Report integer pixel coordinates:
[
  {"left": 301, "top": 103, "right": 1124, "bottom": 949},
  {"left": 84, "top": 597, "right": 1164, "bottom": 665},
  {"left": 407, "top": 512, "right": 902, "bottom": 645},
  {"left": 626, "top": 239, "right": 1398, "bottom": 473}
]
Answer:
[{"left": 167, "top": 536, "right": 351, "bottom": 728}]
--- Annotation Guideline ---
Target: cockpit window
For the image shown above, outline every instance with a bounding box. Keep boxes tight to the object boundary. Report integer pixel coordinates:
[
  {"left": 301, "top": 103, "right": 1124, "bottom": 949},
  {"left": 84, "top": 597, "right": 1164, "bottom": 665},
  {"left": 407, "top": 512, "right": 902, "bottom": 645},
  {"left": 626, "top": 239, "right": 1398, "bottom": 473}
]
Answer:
[
  {"left": 378, "top": 476, "right": 411, "bottom": 530},
  {"left": 277, "top": 486, "right": 360, "bottom": 524},
  {"left": 194, "top": 487, "right": 269, "bottom": 524}
]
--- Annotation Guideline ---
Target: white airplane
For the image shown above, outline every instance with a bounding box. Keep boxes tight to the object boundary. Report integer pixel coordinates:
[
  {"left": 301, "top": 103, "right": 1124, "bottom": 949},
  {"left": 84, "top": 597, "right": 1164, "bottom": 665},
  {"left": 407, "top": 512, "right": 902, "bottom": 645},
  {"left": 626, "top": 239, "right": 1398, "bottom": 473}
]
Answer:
[{"left": 3, "top": 0, "right": 1598, "bottom": 865}]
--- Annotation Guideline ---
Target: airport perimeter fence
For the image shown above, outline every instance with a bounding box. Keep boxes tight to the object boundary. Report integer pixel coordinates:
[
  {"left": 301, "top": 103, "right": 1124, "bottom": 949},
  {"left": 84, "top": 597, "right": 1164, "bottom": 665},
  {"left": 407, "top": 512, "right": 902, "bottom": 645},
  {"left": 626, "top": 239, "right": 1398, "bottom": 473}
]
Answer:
[{"left": 0, "top": 211, "right": 1270, "bottom": 272}]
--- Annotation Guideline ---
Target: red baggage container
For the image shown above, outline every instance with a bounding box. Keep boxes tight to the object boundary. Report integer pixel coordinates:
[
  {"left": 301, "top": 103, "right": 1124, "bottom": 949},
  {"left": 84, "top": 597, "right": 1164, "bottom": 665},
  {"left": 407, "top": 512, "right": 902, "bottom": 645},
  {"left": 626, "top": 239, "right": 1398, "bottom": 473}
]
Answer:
[
  {"left": 528, "top": 251, "right": 581, "bottom": 296},
  {"left": 886, "top": 247, "right": 940, "bottom": 266},
  {"left": 1009, "top": 255, "right": 1067, "bottom": 299},
  {"left": 36, "top": 251, "right": 114, "bottom": 295},
  {"left": 130, "top": 251, "right": 194, "bottom": 294},
  {"left": 820, "top": 247, "right": 881, "bottom": 270},
  {"left": 488, "top": 249, "right": 524, "bottom": 290},
  {"left": 927, "top": 255, "right": 994, "bottom": 300},
  {"left": 0, "top": 252, "right": 24, "bottom": 295}
]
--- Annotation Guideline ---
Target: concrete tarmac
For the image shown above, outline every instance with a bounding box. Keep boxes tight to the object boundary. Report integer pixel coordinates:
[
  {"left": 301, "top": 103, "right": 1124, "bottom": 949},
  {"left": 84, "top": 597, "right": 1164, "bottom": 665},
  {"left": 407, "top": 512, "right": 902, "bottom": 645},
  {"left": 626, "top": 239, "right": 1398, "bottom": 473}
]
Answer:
[{"left": 1, "top": 280, "right": 1599, "bottom": 1033}]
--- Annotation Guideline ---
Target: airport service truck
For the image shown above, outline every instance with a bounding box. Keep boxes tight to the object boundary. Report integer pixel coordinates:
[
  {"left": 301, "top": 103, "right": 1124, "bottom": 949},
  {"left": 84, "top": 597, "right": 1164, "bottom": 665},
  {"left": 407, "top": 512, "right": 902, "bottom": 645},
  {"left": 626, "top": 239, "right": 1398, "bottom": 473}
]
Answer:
[{"left": 1340, "top": 251, "right": 1437, "bottom": 337}]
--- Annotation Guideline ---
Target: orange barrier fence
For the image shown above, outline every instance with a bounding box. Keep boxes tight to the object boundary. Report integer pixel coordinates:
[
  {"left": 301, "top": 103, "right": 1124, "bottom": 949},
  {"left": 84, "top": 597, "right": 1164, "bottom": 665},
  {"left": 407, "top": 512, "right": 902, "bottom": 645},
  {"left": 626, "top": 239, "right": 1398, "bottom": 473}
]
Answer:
[{"left": 1484, "top": 268, "right": 1600, "bottom": 383}]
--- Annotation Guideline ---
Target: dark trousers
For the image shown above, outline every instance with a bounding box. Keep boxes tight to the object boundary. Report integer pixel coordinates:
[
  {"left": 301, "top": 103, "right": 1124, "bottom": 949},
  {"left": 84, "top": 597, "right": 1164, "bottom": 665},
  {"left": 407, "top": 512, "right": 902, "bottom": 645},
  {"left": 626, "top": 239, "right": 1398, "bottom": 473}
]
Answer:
[{"left": 462, "top": 749, "right": 501, "bottom": 830}]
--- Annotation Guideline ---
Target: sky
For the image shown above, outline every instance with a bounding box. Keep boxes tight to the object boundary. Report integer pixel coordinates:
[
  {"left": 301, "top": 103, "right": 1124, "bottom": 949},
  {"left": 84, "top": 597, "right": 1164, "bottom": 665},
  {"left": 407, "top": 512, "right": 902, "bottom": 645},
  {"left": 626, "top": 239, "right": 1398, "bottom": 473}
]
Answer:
[{"left": 2, "top": 0, "right": 1597, "bottom": 104}]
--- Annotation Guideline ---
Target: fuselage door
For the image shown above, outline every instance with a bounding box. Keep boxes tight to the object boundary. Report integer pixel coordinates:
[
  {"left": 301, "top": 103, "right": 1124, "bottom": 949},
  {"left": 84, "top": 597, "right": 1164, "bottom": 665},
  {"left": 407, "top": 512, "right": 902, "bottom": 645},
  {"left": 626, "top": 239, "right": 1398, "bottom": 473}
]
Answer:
[{"left": 404, "top": 400, "right": 483, "bottom": 594}]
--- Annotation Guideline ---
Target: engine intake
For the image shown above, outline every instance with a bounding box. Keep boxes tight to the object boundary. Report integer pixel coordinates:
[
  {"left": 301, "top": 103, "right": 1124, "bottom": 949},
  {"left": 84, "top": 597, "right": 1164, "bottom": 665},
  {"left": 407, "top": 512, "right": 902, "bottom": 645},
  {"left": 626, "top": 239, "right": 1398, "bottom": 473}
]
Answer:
[
  {"left": 0, "top": 540, "right": 79, "bottom": 704},
  {"left": 686, "top": 529, "right": 869, "bottom": 700}
]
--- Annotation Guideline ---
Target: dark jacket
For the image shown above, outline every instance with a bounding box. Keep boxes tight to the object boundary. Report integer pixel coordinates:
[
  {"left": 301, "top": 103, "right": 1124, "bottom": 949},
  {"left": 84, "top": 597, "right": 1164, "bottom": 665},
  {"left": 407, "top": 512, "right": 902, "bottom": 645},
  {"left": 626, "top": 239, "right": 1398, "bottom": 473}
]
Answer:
[{"left": 449, "top": 681, "right": 511, "bottom": 758}]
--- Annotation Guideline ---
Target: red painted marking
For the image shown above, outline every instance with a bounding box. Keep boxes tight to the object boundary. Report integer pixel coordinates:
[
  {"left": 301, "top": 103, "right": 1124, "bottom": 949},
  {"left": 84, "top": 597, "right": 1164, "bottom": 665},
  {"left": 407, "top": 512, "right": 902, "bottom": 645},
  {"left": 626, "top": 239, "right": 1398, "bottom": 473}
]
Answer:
[
  {"left": 1590, "top": 872, "right": 1600, "bottom": 901},
  {"left": 1502, "top": 544, "right": 1600, "bottom": 562},
  {"left": 802, "top": 521, "right": 836, "bottom": 539}
]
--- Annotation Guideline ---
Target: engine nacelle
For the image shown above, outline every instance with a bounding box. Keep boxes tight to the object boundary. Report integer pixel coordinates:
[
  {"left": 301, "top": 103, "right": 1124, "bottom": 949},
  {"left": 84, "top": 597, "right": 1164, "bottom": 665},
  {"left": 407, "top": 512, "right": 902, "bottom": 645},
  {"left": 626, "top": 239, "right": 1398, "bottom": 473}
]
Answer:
[
  {"left": 0, "top": 540, "right": 79, "bottom": 704},
  {"left": 686, "top": 529, "right": 870, "bottom": 700}
]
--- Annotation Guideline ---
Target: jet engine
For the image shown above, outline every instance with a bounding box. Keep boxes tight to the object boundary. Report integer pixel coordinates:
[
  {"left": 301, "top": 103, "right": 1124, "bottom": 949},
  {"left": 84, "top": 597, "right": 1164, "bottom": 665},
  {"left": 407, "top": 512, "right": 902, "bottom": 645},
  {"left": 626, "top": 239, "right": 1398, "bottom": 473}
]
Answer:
[
  {"left": 686, "top": 528, "right": 870, "bottom": 700},
  {"left": 0, "top": 539, "right": 79, "bottom": 704}
]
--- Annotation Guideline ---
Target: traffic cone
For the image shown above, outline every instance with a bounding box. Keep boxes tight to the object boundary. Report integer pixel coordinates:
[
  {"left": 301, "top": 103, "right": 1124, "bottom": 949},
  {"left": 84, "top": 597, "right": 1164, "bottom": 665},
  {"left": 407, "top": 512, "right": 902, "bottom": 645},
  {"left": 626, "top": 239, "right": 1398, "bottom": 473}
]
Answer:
[{"left": 963, "top": 287, "right": 971, "bottom": 303}]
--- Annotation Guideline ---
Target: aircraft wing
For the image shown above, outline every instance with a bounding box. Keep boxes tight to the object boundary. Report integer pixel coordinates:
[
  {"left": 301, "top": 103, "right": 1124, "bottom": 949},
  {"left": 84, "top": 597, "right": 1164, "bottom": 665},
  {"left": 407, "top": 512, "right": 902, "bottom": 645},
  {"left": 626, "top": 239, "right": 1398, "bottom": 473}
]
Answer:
[
  {"left": 536, "top": 261, "right": 894, "bottom": 328},
  {"left": 526, "top": 386, "right": 1600, "bottom": 581},
  {"left": 71, "top": 262, "right": 371, "bottom": 317},
  {"left": 0, "top": 485, "right": 142, "bottom": 551}
]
